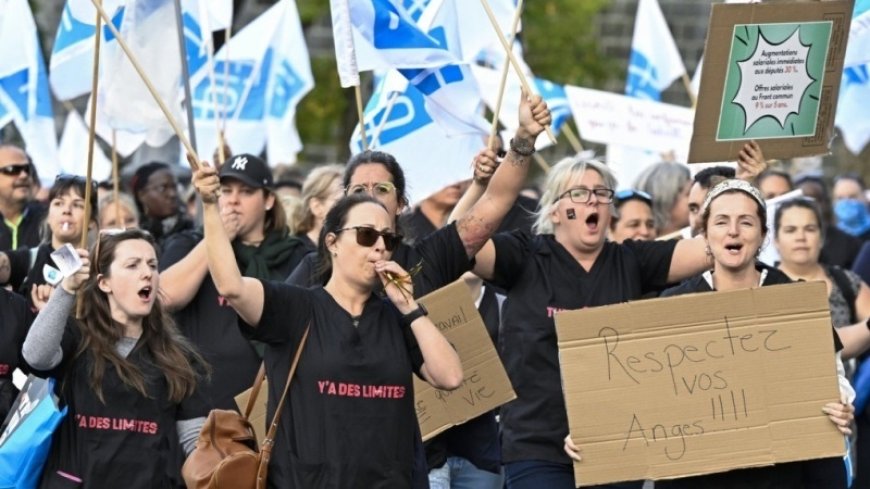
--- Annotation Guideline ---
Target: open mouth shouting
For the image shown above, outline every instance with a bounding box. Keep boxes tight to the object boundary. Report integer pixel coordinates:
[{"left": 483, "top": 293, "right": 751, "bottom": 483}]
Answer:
[
  {"left": 138, "top": 285, "right": 153, "bottom": 302},
  {"left": 723, "top": 243, "right": 744, "bottom": 255},
  {"left": 585, "top": 212, "right": 600, "bottom": 233}
]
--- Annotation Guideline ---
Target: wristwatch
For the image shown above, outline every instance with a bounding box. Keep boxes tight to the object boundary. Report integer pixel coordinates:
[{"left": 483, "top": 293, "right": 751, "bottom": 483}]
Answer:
[
  {"left": 509, "top": 137, "right": 535, "bottom": 157},
  {"left": 402, "top": 303, "right": 429, "bottom": 326}
]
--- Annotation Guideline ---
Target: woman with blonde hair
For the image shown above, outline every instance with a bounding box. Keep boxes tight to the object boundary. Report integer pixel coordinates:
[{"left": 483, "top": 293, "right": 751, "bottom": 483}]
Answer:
[
  {"left": 98, "top": 192, "right": 140, "bottom": 230},
  {"left": 290, "top": 164, "right": 344, "bottom": 252}
]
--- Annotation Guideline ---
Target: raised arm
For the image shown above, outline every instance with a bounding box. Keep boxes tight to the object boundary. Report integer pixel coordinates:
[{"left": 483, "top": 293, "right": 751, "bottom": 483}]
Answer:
[
  {"left": 736, "top": 140, "right": 767, "bottom": 182},
  {"left": 159, "top": 209, "right": 241, "bottom": 311},
  {"left": 192, "top": 164, "right": 265, "bottom": 326},
  {"left": 447, "top": 148, "right": 499, "bottom": 225},
  {"left": 455, "top": 93, "right": 550, "bottom": 259},
  {"left": 22, "top": 248, "right": 89, "bottom": 370}
]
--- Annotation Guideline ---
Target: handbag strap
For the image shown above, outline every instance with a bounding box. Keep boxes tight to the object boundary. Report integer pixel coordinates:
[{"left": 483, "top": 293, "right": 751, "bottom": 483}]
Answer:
[{"left": 262, "top": 325, "right": 310, "bottom": 448}]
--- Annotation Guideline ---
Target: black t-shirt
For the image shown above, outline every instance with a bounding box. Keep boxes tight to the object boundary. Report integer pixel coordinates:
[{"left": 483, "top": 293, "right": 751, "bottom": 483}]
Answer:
[
  {"left": 286, "top": 221, "right": 472, "bottom": 294},
  {"left": 246, "top": 281, "right": 424, "bottom": 489},
  {"left": 161, "top": 230, "right": 304, "bottom": 411},
  {"left": 0, "top": 288, "right": 33, "bottom": 421},
  {"left": 32, "top": 322, "right": 209, "bottom": 489},
  {"left": 490, "top": 231, "right": 676, "bottom": 464},
  {"left": 820, "top": 226, "right": 863, "bottom": 269},
  {"left": 658, "top": 264, "right": 844, "bottom": 488}
]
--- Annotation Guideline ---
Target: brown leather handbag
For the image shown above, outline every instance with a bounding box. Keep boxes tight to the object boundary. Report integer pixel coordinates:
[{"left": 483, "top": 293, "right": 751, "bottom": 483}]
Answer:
[{"left": 182, "top": 327, "right": 309, "bottom": 489}]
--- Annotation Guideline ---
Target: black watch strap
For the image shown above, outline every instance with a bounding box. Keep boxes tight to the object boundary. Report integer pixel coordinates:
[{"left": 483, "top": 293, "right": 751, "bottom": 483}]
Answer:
[{"left": 402, "top": 303, "right": 428, "bottom": 326}]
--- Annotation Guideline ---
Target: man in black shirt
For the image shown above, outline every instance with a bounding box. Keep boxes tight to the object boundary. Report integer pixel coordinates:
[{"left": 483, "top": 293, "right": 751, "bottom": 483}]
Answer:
[{"left": 0, "top": 145, "right": 45, "bottom": 250}]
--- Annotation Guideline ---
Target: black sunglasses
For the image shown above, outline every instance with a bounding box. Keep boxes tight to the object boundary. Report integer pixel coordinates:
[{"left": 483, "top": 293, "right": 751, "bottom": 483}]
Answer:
[
  {"left": 55, "top": 174, "right": 97, "bottom": 189},
  {"left": 335, "top": 226, "right": 402, "bottom": 252},
  {"left": 0, "top": 163, "right": 32, "bottom": 177}
]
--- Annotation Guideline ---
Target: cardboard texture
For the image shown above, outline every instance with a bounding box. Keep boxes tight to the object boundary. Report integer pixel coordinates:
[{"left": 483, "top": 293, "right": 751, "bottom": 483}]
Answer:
[
  {"left": 235, "top": 379, "right": 269, "bottom": 444},
  {"left": 555, "top": 282, "right": 844, "bottom": 486},
  {"left": 414, "top": 280, "right": 516, "bottom": 441},
  {"left": 688, "top": 1, "right": 853, "bottom": 163}
]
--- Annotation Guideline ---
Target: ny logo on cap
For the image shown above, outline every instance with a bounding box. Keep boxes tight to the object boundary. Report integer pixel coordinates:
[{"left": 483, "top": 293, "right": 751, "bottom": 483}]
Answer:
[{"left": 231, "top": 156, "right": 248, "bottom": 171}]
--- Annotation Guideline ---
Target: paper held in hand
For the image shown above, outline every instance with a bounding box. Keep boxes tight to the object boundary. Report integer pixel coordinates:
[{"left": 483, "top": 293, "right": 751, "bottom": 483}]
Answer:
[{"left": 555, "top": 281, "right": 843, "bottom": 486}]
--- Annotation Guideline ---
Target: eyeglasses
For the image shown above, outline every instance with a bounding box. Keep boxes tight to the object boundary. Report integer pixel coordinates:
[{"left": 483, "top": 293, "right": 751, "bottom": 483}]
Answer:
[
  {"left": 0, "top": 163, "right": 32, "bottom": 177},
  {"left": 614, "top": 189, "right": 653, "bottom": 207},
  {"left": 555, "top": 187, "right": 615, "bottom": 204},
  {"left": 345, "top": 182, "right": 396, "bottom": 197},
  {"left": 335, "top": 226, "right": 402, "bottom": 252},
  {"left": 54, "top": 174, "right": 97, "bottom": 190}
]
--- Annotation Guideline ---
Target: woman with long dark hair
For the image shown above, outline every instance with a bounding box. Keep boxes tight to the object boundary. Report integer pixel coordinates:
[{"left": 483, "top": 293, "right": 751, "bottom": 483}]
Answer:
[{"left": 21, "top": 229, "right": 209, "bottom": 488}]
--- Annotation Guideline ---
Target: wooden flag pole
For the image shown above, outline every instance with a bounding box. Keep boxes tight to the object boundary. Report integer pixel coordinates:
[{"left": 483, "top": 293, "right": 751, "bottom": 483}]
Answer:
[
  {"left": 78, "top": 0, "right": 103, "bottom": 318},
  {"left": 488, "top": 0, "right": 524, "bottom": 151},
  {"left": 355, "top": 85, "right": 369, "bottom": 151},
  {"left": 88, "top": 0, "right": 200, "bottom": 168},
  {"left": 562, "top": 123, "right": 584, "bottom": 153},
  {"left": 682, "top": 72, "right": 697, "bottom": 108},
  {"left": 533, "top": 153, "right": 550, "bottom": 172},
  {"left": 479, "top": 0, "right": 556, "bottom": 145}
]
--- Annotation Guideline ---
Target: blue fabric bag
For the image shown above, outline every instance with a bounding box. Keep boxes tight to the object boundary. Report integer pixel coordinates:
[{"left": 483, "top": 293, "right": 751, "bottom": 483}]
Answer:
[{"left": 0, "top": 376, "right": 66, "bottom": 489}]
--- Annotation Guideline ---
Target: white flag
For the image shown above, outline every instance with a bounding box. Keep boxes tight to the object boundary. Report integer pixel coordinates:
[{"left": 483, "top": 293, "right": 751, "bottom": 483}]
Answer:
[
  {"left": 625, "top": 0, "right": 685, "bottom": 100},
  {"left": 58, "top": 111, "right": 113, "bottom": 181}
]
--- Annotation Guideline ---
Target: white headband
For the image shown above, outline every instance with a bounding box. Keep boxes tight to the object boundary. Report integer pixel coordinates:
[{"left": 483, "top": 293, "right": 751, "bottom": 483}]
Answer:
[{"left": 701, "top": 179, "right": 766, "bottom": 215}]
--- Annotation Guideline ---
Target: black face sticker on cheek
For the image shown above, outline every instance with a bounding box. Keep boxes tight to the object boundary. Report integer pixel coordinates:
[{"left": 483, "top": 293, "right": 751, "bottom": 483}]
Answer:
[{"left": 566, "top": 208, "right": 576, "bottom": 220}]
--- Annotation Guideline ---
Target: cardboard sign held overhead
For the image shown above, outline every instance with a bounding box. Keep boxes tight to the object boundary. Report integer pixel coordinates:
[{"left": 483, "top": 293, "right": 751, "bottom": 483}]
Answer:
[
  {"left": 555, "top": 282, "right": 843, "bottom": 486},
  {"left": 414, "top": 280, "right": 515, "bottom": 441},
  {"left": 688, "top": 1, "right": 853, "bottom": 163}
]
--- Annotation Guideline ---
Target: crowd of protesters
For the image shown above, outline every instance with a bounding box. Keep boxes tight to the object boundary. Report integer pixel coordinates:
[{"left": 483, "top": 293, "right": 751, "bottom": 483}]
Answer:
[{"left": 1, "top": 97, "right": 870, "bottom": 488}]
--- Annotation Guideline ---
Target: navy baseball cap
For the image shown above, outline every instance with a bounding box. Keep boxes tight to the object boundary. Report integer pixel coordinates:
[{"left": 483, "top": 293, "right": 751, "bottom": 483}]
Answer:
[{"left": 219, "top": 154, "right": 273, "bottom": 189}]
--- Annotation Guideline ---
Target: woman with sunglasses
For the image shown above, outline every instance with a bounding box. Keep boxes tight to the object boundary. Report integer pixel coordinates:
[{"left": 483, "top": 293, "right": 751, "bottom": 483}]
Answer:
[
  {"left": 194, "top": 156, "right": 463, "bottom": 486},
  {"left": 20, "top": 229, "right": 209, "bottom": 488},
  {"left": 0, "top": 175, "right": 97, "bottom": 310},
  {"left": 608, "top": 189, "right": 656, "bottom": 243},
  {"left": 639, "top": 180, "right": 855, "bottom": 489},
  {"left": 159, "top": 153, "right": 308, "bottom": 413},
  {"left": 465, "top": 154, "right": 778, "bottom": 488}
]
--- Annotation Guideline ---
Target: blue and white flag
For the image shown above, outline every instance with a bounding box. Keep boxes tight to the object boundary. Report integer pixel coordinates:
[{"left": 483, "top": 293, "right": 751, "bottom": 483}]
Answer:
[
  {"left": 845, "top": 0, "right": 870, "bottom": 68},
  {"left": 191, "top": 0, "right": 313, "bottom": 164},
  {"left": 397, "top": 0, "right": 488, "bottom": 136},
  {"left": 0, "top": 0, "right": 60, "bottom": 183},
  {"left": 51, "top": 0, "right": 230, "bottom": 102},
  {"left": 836, "top": 64, "right": 870, "bottom": 154},
  {"left": 350, "top": 70, "right": 482, "bottom": 204},
  {"left": 625, "top": 0, "right": 685, "bottom": 100},
  {"left": 49, "top": 0, "right": 124, "bottom": 101},
  {"left": 350, "top": 0, "right": 460, "bottom": 71}
]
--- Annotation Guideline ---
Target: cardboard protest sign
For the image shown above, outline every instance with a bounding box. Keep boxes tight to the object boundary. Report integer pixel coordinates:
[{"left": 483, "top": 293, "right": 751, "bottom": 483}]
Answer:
[
  {"left": 688, "top": 1, "right": 853, "bottom": 163},
  {"left": 414, "top": 280, "right": 515, "bottom": 441},
  {"left": 565, "top": 86, "right": 694, "bottom": 157},
  {"left": 555, "top": 282, "right": 843, "bottom": 486}
]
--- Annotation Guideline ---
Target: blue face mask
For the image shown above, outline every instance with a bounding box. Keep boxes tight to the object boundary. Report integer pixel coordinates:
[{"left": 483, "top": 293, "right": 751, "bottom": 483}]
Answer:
[{"left": 834, "top": 199, "right": 870, "bottom": 237}]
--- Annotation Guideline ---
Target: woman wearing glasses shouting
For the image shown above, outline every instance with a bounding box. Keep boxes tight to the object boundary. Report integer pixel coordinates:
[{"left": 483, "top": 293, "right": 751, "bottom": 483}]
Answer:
[
  {"left": 468, "top": 155, "right": 767, "bottom": 489},
  {"left": 195, "top": 154, "right": 463, "bottom": 487}
]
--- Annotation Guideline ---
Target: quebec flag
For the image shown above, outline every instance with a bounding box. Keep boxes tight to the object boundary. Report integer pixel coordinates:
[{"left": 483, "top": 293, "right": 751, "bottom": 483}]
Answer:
[
  {"left": 350, "top": 70, "right": 482, "bottom": 204},
  {"left": 0, "top": 0, "right": 60, "bottom": 183},
  {"left": 190, "top": 0, "right": 313, "bottom": 164},
  {"left": 625, "top": 0, "right": 685, "bottom": 100}
]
